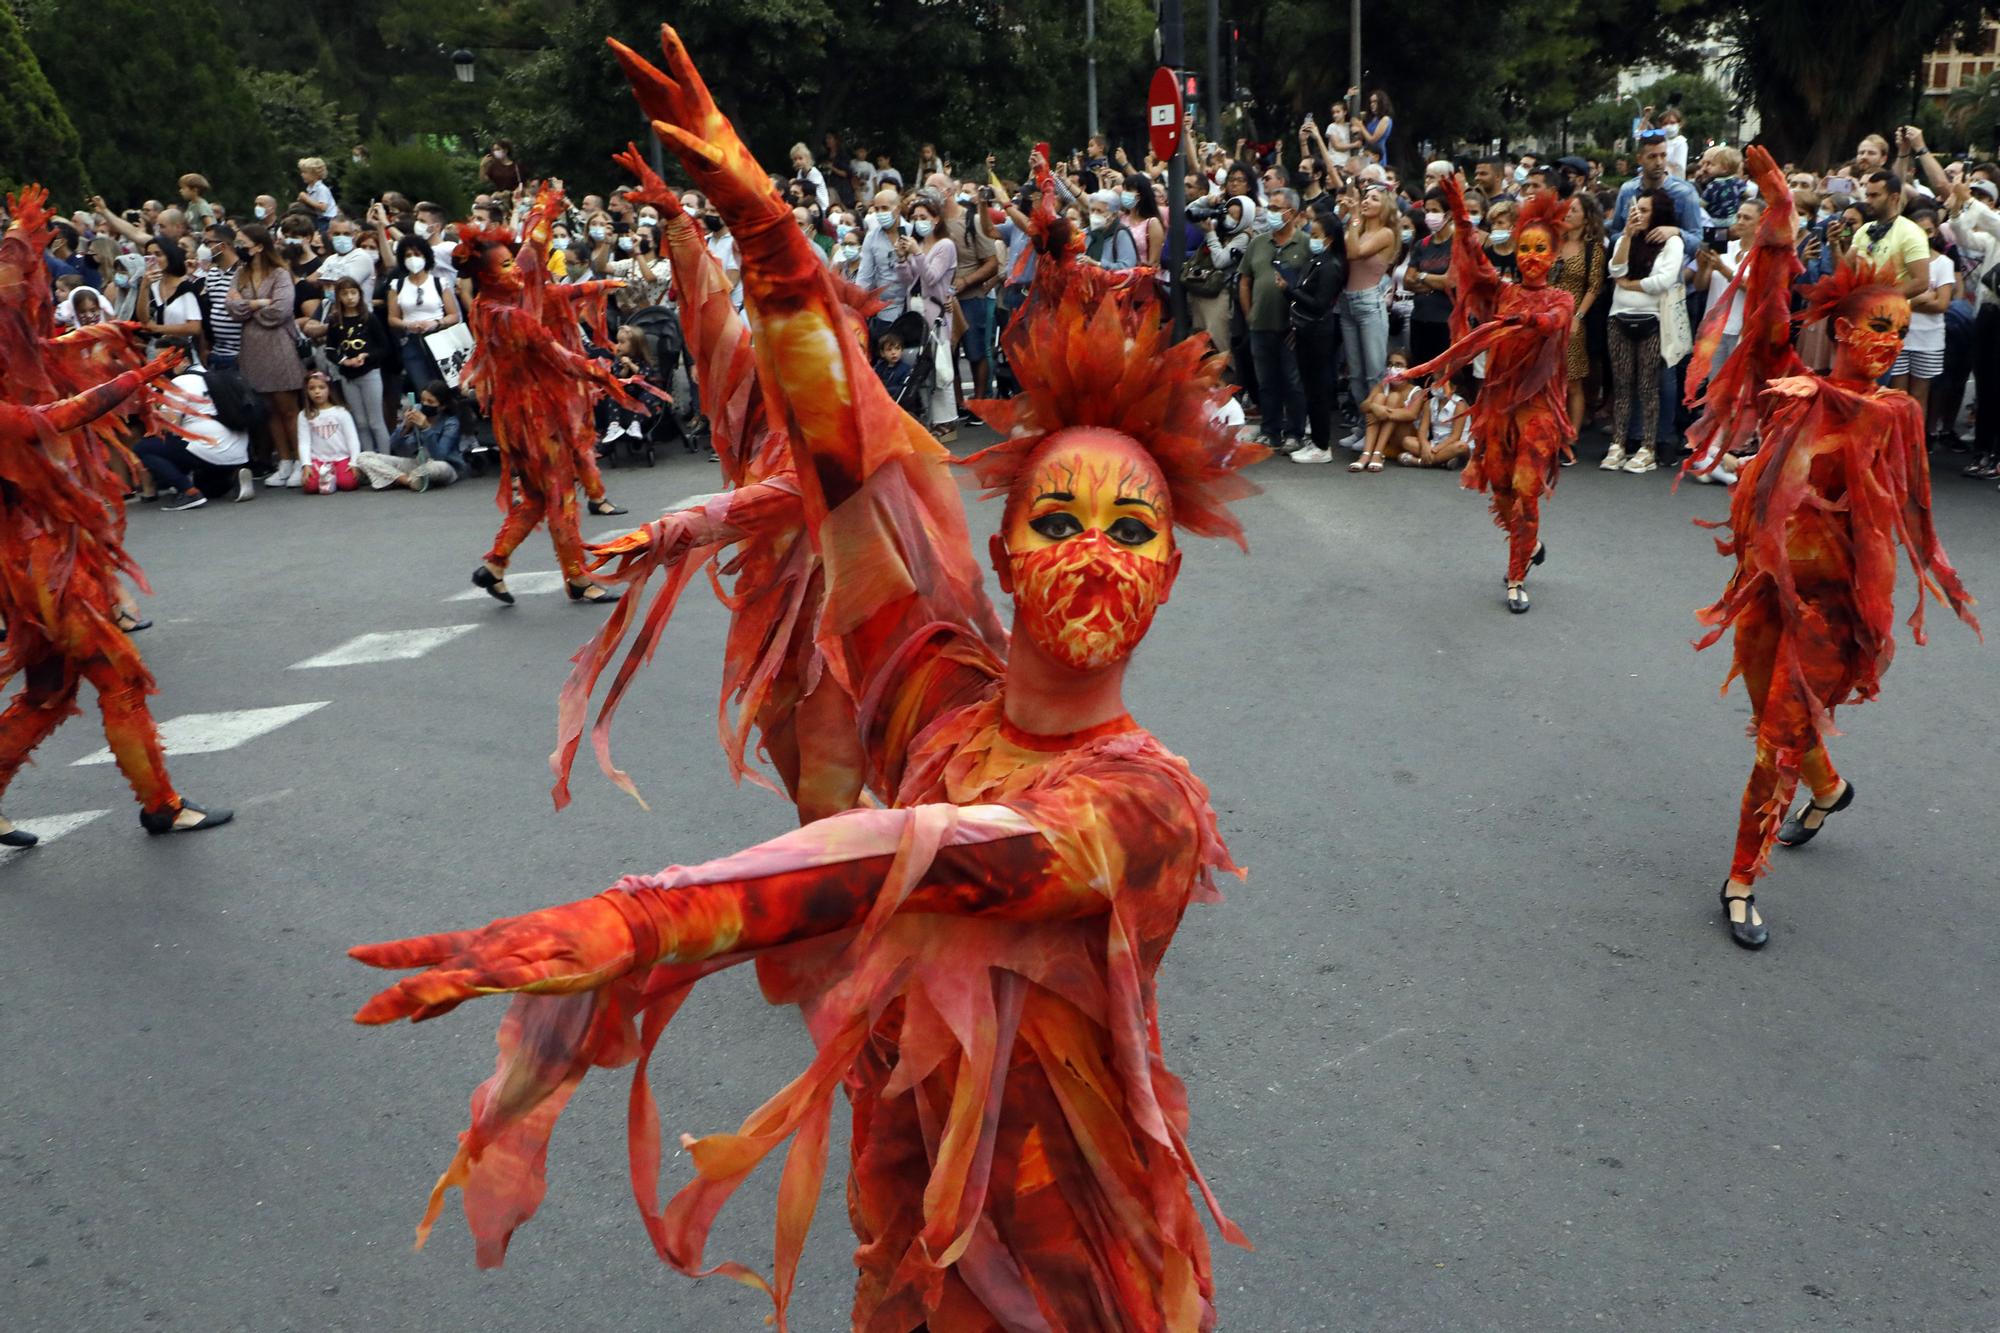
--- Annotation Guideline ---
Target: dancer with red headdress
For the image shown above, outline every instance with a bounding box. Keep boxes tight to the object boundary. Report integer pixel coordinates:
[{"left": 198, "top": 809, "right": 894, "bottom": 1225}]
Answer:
[
  {"left": 457, "top": 189, "right": 643, "bottom": 608},
  {"left": 349, "top": 25, "right": 1261, "bottom": 1330},
  {"left": 1393, "top": 179, "right": 1574, "bottom": 613},
  {"left": 1680, "top": 147, "right": 1978, "bottom": 949},
  {"left": 0, "top": 186, "right": 232, "bottom": 845}
]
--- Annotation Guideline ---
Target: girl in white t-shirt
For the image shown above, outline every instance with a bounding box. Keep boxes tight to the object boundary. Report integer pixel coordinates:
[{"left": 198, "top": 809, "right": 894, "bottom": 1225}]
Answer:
[
  {"left": 1892, "top": 212, "right": 1955, "bottom": 413},
  {"left": 296, "top": 370, "right": 362, "bottom": 493}
]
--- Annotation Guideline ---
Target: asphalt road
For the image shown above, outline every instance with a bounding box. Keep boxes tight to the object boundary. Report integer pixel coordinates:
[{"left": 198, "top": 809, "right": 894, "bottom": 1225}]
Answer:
[{"left": 2, "top": 427, "right": 1996, "bottom": 1332}]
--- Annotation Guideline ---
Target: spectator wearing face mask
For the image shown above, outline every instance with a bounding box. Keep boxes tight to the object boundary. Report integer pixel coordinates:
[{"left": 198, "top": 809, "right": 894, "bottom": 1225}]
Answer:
[
  {"left": 1239, "top": 188, "right": 1311, "bottom": 452},
  {"left": 1285, "top": 212, "right": 1350, "bottom": 463},
  {"left": 1407, "top": 188, "right": 1458, "bottom": 368},
  {"left": 941, "top": 179, "right": 1002, "bottom": 405},
  {"left": 198, "top": 224, "right": 245, "bottom": 369},
  {"left": 1120, "top": 172, "right": 1165, "bottom": 269},
  {"left": 1657, "top": 109, "right": 1688, "bottom": 178},
  {"left": 892, "top": 198, "right": 960, "bottom": 438},
  {"left": 357, "top": 379, "right": 467, "bottom": 492},
  {"left": 857, "top": 188, "right": 910, "bottom": 338},
  {"left": 317, "top": 214, "right": 381, "bottom": 305},
  {"left": 1604, "top": 188, "right": 1687, "bottom": 475},
  {"left": 386, "top": 234, "right": 462, "bottom": 408},
  {"left": 1337, "top": 184, "right": 1397, "bottom": 440},
  {"left": 481, "top": 139, "right": 524, "bottom": 193},
  {"left": 226, "top": 223, "right": 308, "bottom": 484},
  {"left": 410, "top": 202, "right": 458, "bottom": 281},
  {"left": 1187, "top": 194, "right": 1254, "bottom": 366},
  {"left": 137, "top": 234, "right": 203, "bottom": 358},
  {"left": 1083, "top": 190, "right": 1139, "bottom": 270}
]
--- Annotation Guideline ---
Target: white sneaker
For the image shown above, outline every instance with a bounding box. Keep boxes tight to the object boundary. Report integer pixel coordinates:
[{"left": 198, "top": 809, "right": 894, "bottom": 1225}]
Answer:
[
  {"left": 1339, "top": 430, "right": 1365, "bottom": 451},
  {"left": 235, "top": 467, "right": 256, "bottom": 502},
  {"left": 1290, "top": 445, "right": 1335, "bottom": 464},
  {"left": 1599, "top": 444, "right": 1627, "bottom": 470},
  {"left": 1621, "top": 445, "right": 1657, "bottom": 474},
  {"left": 600, "top": 422, "right": 627, "bottom": 444},
  {"left": 285, "top": 461, "right": 307, "bottom": 487},
  {"left": 264, "top": 460, "right": 294, "bottom": 486}
]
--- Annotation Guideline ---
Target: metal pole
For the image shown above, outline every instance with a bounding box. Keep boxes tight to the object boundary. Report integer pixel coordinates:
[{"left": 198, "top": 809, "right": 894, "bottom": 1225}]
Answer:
[
  {"left": 1086, "top": 0, "right": 1100, "bottom": 138},
  {"left": 1206, "top": 0, "right": 1222, "bottom": 138},
  {"left": 1349, "top": 0, "right": 1362, "bottom": 111},
  {"left": 1163, "top": 0, "right": 1188, "bottom": 341}
]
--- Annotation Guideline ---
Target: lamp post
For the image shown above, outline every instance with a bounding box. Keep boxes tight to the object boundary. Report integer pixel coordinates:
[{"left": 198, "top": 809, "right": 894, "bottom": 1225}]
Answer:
[{"left": 452, "top": 48, "right": 475, "bottom": 84}]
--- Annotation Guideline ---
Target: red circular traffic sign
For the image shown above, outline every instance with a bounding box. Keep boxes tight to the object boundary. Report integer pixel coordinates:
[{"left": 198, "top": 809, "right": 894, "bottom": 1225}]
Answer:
[{"left": 1148, "top": 66, "right": 1183, "bottom": 161}]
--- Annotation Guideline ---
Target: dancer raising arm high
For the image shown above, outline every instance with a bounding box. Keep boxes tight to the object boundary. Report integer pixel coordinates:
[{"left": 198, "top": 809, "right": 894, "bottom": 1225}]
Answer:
[{"left": 1681, "top": 146, "right": 1978, "bottom": 949}]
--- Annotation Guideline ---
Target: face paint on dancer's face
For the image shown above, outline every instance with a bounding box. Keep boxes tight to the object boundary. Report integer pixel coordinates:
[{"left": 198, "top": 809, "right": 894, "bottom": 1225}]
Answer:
[
  {"left": 996, "top": 430, "right": 1182, "bottom": 672},
  {"left": 1514, "top": 225, "right": 1556, "bottom": 284},
  {"left": 1836, "top": 292, "right": 1911, "bottom": 379}
]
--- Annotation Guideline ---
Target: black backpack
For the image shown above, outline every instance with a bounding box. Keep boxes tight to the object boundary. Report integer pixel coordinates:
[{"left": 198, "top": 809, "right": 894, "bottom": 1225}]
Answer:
[{"left": 202, "top": 365, "right": 267, "bottom": 433}]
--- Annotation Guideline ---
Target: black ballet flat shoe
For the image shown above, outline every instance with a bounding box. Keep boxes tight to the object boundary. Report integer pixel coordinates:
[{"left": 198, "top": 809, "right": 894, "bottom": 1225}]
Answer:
[
  {"left": 1719, "top": 885, "right": 1769, "bottom": 950},
  {"left": 1777, "top": 780, "right": 1856, "bottom": 848},
  {"left": 140, "top": 800, "right": 234, "bottom": 836},
  {"left": 115, "top": 609, "right": 153, "bottom": 634},
  {"left": 471, "top": 565, "right": 515, "bottom": 606},
  {"left": 567, "top": 581, "right": 620, "bottom": 605},
  {"left": 1532, "top": 541, "right": 1547, "bottom": 567},
  {"left": 1, "top": 825, "right": 39, "bottom": 848},
  {"left": 588, "top": 499, "right": 629, "bottom": 517},
  {"left": 1505, "top": 584, "right": 1530, "bottom": 614}
]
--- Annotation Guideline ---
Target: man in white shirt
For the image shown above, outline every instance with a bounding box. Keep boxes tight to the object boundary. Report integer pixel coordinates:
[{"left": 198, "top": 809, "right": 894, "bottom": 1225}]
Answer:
[{"left": 314, "top": 216, "right": 380, "bottom": 304}]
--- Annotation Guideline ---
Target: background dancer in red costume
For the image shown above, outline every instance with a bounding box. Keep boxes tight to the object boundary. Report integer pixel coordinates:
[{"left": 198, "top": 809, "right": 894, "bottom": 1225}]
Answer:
[
  {"left": 0, "top": 186, "right": 231, "bottom": 845},
  {"left": 1391, "top": 178, "right": 1574, "bottom": 613},
  {"left": 348, "top": 26, "right": 1260, "bottom": 1330},
  {"left": 458, "top": 192, "right": 642, "bottom": 608},
  {"left": 1681, "top": 147, "right": 1978, "bottom": 950}
]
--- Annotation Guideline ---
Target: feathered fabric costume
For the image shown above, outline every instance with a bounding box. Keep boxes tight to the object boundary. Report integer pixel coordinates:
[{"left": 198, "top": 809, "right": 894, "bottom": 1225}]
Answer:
[
  {"left": 1399, "top": 180, "right": 1574, "bottom": 589},
  {"left": 1681, "top": 146, "right": 1978, "bottom": 885},
  {"left": 454, "top": 192, "right": 642, "bottom": 596},
  {"left": 0, "top": 186, "right": 189, "bottom": 824},
  {"left": 350, "top": 26, "right": 1262, "bottom": 1331}
]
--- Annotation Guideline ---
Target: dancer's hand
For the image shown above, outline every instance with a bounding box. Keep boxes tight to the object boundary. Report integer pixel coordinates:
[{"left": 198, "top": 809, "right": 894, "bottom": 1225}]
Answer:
[
  {"left": 350, "top": 894, "right": 638, "bottom": 1024},
  {"left": 611, "top": 142, "right": 685, "bottom": 219},
  {"left": 608, "top": 26, "right": 772, "bottom": 221}
]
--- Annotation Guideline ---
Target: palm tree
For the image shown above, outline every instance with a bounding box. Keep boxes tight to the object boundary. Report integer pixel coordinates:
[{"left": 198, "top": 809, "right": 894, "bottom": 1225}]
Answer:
[{"left": 1947, "top": 70, "right": 2000, "bottom": 141}]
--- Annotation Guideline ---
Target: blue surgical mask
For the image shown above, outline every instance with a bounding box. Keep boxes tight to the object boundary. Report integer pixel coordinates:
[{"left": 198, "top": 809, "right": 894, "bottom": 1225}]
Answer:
[
  {"left": 1490, "top": 228, "right": 1513, "bottom": 246},
  {"left": 1467, "top": 213, "right": 1484, "bottom": 227},
  {"left": 837, "top": 245, "right": 859, "bottom": 263},
  {"left": 330, "top": 234, "right": 355, "bottom": 255},
  {"left": 589, "top": 226, "right": 608, "bottom": 242},
  {"left": 1308, "top": 237, "right": 1328, "bottom": 256},
  {"left": 913, "top": 218, "right": 935, "bottom": 238},
  {"left": 1120, "top": 190, "right": 1138, "bottom": 210},
  {"left": 253, "top": 204, "right": 268, "bottom": 219},
  {"left": 617, "top": 235, "right": 636, "bottom": 252},
  {"left": 1262, "top": 209, "right": 1283, "bottom": 231},
  {"left": 1512, "top": 166, "right": 1529, "bottom": 184}
]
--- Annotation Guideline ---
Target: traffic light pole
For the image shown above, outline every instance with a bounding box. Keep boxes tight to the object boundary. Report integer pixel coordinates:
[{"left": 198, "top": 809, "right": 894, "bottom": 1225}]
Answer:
[
  {"left": 1205, "top": 0, "right": 1222, "bottom": 138},
  {"left": 1162, "top": 0, "right": 1188, "bottom": 341}
]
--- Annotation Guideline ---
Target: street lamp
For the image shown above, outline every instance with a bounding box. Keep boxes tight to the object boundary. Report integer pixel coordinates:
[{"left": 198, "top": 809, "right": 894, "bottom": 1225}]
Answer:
[{"left": 451, "top": 48, "right": 475, "bottom": 84}]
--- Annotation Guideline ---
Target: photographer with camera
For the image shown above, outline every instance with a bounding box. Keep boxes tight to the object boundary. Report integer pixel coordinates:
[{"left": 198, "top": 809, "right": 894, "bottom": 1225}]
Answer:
[{"left": 1185, "top": 193, "right": 1255, "bottom": 367}]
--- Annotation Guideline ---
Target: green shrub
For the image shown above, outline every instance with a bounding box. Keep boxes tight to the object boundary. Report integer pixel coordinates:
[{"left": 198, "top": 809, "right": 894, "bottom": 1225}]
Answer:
[
  {"left": 340, "top": 139, "right": 477, "bottom": 219},
  {"left": 0, "top": 3, "right": 88, "bottom": 202}
]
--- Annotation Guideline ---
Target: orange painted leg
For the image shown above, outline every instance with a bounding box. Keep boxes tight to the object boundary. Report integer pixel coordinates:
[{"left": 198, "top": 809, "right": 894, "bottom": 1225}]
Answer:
[
  {"left": 0, "top": 654, "right": 83, "bottom": 803},
  {"left": 81, "top": 654, "right": 179, "bottom": 814},
  {"left": 1728, "top": 737, "right": 1798, "bottom": 886},
  {"left": 547, "top": 489, "right": 589, "bottom": 583},
  {"left": 577, "top": 441, "right": 609, "bottom": 506},
  {"left": 485, "top": 486, "right": 548, "bottom": 569},
  {"left": 1799, "top": 743, "right": 1842, "bottom": 804}
]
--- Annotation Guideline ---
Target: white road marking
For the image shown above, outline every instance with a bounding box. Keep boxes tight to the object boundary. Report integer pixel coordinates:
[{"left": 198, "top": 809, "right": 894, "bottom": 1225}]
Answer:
[
  {"left": 0, "top": 809, "right": 107, "bottom": 861},
  {"left": 73, "top": 702, "right": 330, "bottom": 766},
  {"left": 447, "top": 570, "right": 567, "bottom": 601},
  {"left": 288, "top": 625, "right": 479, "bottom": 670}
]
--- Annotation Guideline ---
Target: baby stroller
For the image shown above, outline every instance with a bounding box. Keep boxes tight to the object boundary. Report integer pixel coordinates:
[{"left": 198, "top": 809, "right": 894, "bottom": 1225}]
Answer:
[
  {"left": 607, "top": 304, "right": 695, "bottom": 466},
  {"left": 887, "top": 310, "right": 935, "bottom": 420}
]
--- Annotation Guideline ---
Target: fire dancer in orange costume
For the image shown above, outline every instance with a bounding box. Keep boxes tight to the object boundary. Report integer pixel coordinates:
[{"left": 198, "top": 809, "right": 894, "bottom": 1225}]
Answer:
[
  {"left": 1680, "top": 147, "right": 1977, "bottom": 949},
  {"left": 348, "top": 26, "right": 1262, "bottom": 1330},
  {"left": 0, "top": 186, "right": 231, "bottom": 845},
  {"left": 1392, "top": 178, "right": 1574, "bottom": 613}
]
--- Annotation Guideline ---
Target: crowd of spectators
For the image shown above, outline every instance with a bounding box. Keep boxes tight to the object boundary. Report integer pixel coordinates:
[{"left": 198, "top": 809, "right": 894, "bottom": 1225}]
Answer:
[{"left": 14, "top": 102, "right": 2000, "bottom": 514}]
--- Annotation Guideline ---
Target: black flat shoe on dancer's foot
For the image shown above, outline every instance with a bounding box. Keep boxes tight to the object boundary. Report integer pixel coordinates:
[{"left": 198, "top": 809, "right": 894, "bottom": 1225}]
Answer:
[
  {"left": 1532, "top": 541, "right": 1547, "bottom": 567},
  {"left": 588, "top": 499, "right": 629, "bottom": 517},
  {"left": 567, "top": 581, "right": 619, "bottom": 605},
  {"left": 0, "top": 821, "right": 38, "bottom": 848},
  {"left": 1506, "top": 584, "right": 1530, "bottom": 613},
  {"left": 140, "top": 801, "right": 234, "bottom": 836},
  {"left": 471, "top": 565, "right": 515, "bottom": 605},
  {"left": 1719, "top": 885, "right": 1769, "bottom": 950},
  {"left": 1777, "top": 780, "right": 1855, "bottom": 847},
  {"left": 115, "top": 609, "right": 152, "bottom": 633}
]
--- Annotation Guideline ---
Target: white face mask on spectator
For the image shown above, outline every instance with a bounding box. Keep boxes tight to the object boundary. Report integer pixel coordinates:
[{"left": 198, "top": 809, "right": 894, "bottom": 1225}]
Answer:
[
  {"left": 404, "top": 255, "right": 427, "bottom": 274},
  {"left": 617, "top": 236, "right": 636, "bottom": 252},
  {"left": 414, "top": 221, "right": 433, "bottom": 239},
  {"left": 913, "top": 219, "right": 935, "bottom": 239},
  {"left": 589, "top": 226, "right": 609, "bottom": 242},
  {"left": 196, "top": 244, "right": 214, "bottom": 264},
  {"left": 331, "top": 235, "right": 355, "bottom": 254}
]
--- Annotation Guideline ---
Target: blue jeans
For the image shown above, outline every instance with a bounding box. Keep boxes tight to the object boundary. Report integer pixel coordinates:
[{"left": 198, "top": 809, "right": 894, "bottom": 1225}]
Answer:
[
  {"left": 1249, "top": 329, "right": 1307, "bottom": 443},
  {"left": 1339, "top": 287, "right": 1388, "bottom": 409},
  {"left": 399, "top": 334, "right": 438, "bottom": 395}
]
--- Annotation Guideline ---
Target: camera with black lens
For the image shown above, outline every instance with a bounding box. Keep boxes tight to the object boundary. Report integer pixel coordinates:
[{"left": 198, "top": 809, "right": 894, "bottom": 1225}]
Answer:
[{"left": 1187, "top": 200, "right": 1222, "bottom": 222}]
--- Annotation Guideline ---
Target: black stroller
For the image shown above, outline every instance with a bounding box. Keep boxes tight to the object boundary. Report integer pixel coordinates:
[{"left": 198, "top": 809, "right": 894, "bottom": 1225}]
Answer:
[
  {"left": 605, "top": 304, "right": 697, "bottom": 466},
  {"left": 886, "top": 310, "right": 936, "bottom": 420}
]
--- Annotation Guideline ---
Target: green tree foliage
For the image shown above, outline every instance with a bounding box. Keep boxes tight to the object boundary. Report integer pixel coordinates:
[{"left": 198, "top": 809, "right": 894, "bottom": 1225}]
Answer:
[
  {"left": 495, "top": 0, "right": 1154, "bottom": 193},
  {"left": 341, "top": 140, "right": 475, "bottom": 218},
  {"left": 21, "top": 0, "right": 278, "bottom": 207},
  {"left": 0, "top": 1, "right": 87, "bottom": 201},
  {"left": 244, "top": 70, "right": 360, "bottom": 169},
  {"left": 1717, "top": 0, "right": 1985, "bottom": 166}
]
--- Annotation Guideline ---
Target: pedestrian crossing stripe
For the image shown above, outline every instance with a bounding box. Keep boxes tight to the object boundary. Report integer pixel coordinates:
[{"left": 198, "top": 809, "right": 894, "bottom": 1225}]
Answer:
[
  {"left": 288, "top": 625, "right": 480, "bottom": 670},
  {"left": 72, "top": 702, "right": 330, "bottom": 766},
  {"left": 446, "top": 570, "right": 568, "bottom": 601},
  {"left": 0, "top": 809, "right": 107, "bottom": 861}
]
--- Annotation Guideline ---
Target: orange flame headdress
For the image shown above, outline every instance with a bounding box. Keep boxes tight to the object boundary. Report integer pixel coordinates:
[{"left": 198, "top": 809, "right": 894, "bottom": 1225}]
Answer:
[
  {"left": 961, "top": 286, "right": 1264, "bottom": 550},
  {"left": 1796, "top": 255, "right": 1904, "bottom": 326}
]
